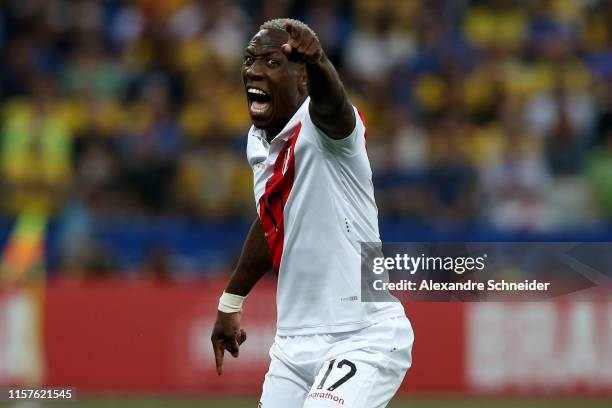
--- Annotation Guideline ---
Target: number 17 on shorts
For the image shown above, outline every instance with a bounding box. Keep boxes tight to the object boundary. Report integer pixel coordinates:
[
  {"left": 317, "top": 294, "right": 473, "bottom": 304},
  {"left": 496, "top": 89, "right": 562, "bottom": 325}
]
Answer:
[{"left": 304, "top": 358, "right": 378, "bottom": 407}]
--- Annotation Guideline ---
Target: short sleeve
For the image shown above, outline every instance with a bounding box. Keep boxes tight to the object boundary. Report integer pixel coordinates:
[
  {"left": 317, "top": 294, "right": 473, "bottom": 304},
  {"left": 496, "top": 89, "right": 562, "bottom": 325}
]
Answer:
[{"left": 307, "top": 106, "right": 366, "bottom": 157}]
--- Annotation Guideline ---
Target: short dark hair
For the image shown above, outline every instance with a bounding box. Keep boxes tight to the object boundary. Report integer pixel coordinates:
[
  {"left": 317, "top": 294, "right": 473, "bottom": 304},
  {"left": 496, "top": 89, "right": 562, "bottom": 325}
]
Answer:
[{"left": 259, "top": 18, "right": 313, "bottom": 34}]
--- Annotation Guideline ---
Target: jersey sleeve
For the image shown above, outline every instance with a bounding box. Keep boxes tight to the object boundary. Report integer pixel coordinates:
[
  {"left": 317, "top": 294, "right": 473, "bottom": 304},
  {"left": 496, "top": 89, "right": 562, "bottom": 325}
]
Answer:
[
  {"left": 246, "top": 127, "right": 267, "bottom": 167},
  {"left": 306, "top": 106, "right": 366, "bottom": 156}
]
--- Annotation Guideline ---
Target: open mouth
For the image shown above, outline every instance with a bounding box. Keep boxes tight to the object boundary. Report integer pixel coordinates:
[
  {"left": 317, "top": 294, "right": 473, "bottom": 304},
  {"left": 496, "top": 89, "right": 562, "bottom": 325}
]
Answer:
[{"left": 247, "top": 87, "right": 272, "bottom": 116}]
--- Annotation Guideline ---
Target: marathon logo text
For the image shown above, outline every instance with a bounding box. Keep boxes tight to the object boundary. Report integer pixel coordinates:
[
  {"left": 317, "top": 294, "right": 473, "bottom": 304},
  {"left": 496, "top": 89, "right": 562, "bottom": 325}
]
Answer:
[{"left": 306, "top": 391, "right": 344, "bottom": 405}]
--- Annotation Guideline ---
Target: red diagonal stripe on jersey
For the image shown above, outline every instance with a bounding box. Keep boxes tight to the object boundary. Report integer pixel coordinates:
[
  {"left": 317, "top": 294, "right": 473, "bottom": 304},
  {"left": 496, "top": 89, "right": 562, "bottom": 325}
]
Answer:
[
  {"left": 357, "top": 109, "right": 368, "bottom": 156},
  {"left": 357, "top": 109, "right": 367, "bottom": 139},
  {"left": 258, "top": 123, "right": 301, "bottom": 274}
]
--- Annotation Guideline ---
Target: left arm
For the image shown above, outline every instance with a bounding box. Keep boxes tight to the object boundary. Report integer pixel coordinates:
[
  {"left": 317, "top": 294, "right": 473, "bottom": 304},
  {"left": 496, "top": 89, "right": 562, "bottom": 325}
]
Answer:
[{"left": 282, "top": 22, "right": 355, "bottom": 140}]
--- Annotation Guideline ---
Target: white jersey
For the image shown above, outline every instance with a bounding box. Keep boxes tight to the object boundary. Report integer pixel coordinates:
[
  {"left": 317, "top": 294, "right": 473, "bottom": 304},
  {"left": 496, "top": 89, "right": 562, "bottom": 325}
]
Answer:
[{"left": 247, "top": 97, "right": 404, "bottom": 336}]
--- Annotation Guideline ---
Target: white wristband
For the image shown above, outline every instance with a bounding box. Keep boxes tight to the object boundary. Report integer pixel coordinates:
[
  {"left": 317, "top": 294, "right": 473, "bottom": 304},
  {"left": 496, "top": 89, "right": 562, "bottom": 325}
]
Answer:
[{"left": 218, "top": 291, "right": 246, "bottom": 313}]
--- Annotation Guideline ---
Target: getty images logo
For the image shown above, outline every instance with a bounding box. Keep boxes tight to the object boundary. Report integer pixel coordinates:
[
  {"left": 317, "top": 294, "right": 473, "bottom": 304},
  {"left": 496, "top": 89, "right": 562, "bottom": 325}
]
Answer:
[{"left": 372, "top": 253, "right": 488, "bottom": 275}]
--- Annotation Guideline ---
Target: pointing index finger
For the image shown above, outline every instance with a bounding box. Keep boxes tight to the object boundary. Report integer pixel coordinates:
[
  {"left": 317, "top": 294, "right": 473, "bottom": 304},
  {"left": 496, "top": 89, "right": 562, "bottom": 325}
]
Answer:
[
  {"left": 285, "top": 20, "right": 295, "bottom": 37},
  {"left": 285, "top": 20, "right": 301, "bottom": 44},
  {"left": 213, "top": 340, "right": 225, "bottom": 375}
]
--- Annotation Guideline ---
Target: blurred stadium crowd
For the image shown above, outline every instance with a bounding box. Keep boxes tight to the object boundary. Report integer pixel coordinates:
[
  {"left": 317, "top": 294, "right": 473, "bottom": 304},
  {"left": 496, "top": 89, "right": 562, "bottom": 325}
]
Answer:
[{"left": 1, "top": 0, "right": 612, "bottom": 278}]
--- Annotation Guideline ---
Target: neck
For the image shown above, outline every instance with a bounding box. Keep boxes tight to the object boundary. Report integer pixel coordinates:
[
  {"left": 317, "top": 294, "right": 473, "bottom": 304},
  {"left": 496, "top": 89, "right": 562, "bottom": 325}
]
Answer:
[
  {"left": 264, "top": 125, "right": 283, "bottom": 143},
  {"left": 263, "top": 95, "right": 307, "bottom": 143}
]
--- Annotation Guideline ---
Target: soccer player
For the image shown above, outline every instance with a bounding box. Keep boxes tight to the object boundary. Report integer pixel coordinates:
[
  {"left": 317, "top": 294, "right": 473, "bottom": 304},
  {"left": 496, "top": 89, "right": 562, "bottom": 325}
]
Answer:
[{"left": 211, "top": 19, "right": 413, "bottom": 407}]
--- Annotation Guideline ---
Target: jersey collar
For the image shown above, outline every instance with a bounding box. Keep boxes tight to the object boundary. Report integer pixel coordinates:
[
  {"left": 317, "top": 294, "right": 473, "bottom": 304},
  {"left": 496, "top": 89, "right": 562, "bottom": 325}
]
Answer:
[{"left": 250, "top": 97, "right": 309, "bottom": 144}]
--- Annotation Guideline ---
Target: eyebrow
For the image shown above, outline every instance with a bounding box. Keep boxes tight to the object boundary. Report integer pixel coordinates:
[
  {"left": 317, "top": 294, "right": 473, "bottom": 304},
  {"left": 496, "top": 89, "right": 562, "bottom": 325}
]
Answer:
[{"left": 244, "top": 48, "right": 283, "bottom": 57}]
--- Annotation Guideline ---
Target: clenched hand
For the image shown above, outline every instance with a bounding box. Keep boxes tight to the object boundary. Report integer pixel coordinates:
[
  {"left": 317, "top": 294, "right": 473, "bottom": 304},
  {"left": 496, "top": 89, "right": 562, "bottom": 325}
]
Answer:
[{"left": 281, "top": 21, "right": 324, "bottom": 64}]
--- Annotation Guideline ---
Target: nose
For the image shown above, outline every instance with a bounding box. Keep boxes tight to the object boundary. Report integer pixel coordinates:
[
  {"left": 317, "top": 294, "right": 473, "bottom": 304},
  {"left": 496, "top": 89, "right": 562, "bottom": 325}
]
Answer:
[{"left": 246, "top": 59, "right": 265, "bottom": 80}]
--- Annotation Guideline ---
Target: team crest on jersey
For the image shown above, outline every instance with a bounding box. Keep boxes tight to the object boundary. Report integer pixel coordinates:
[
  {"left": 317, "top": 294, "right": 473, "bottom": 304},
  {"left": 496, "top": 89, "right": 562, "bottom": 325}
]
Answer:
[{"left": 281, "top": 145, "right": 292, "bottom": 176}]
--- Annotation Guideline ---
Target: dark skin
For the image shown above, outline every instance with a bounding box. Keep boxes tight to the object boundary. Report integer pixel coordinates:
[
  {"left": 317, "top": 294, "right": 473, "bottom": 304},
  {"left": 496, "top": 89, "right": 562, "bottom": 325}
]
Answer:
[
  {"left": 241, "top": 22, "right": 355, "bottom": 141},
  {"left": 210, "top": 218, "right": 270, "bottom": 375},
  {"left": 211, "top": 21, "right": 355, "bottom": 375}
]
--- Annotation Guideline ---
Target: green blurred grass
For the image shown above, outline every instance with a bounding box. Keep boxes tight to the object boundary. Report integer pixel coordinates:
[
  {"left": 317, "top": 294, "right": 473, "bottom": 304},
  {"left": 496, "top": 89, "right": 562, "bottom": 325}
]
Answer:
[{"left": 3, "top": 398, "right": 611, "bottom": 408}]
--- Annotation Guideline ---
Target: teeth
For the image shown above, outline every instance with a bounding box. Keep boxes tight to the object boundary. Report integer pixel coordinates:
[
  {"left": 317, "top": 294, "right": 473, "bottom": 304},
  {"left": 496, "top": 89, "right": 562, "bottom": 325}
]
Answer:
[{"left": 248, "top": 88, "right": 267, "bottom": 96}]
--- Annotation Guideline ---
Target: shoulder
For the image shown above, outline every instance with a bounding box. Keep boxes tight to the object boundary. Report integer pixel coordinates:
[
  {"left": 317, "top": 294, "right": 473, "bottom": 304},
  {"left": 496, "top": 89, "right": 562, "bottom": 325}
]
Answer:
[{"left": 303, "top": 105, "right": 367, "bottom": 156}]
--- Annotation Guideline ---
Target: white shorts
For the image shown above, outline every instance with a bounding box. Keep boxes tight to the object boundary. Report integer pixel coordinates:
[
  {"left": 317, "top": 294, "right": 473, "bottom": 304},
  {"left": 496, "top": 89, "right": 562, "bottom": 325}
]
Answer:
[{"left": 259, "top": 315, "right": 414, "bottom": 408}]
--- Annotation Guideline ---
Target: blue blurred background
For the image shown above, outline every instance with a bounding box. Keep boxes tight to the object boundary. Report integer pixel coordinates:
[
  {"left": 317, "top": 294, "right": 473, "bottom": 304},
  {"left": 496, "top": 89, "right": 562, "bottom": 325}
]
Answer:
[{"left": 1, "top": 0, "right": 611, "bottom": 280}]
